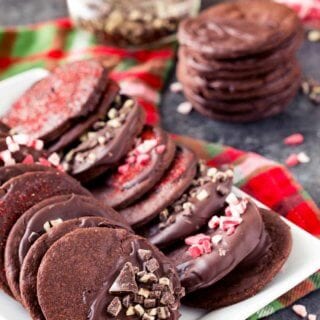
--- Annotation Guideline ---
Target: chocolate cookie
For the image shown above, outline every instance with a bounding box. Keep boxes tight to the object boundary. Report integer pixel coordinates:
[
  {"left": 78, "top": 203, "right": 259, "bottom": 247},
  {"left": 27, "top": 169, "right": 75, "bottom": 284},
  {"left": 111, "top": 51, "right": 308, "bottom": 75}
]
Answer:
[
  {"left": 91, "top": 126, "right": 176, "bottom": 209},
  {"left": 2, "top": 60, "right": 108, "bottom": 144},
  {"left": 181, "top": 208, "right": 292, "bottom": 309},
  {"left": 36, "top": 227, "right": 183, "bottom": 320},
  {"left": 139, "top": 165, "right": 233, "bottom": 249},
  {"left": 168, "top": 198, "right": 268, "bottom": 293},
  {"left": 48, "top": 80, "right": 120, "bottom": 153},
  {"left": 120, "top": 146, "right": 197, "bottom": 228},
  {"left": 179, "top": 0, "right": 300, "bottom": 59},
  {"left": 62, "top": 95, "right": 145, "bottom": 183},
  {"left": 0, "top": 170, "right": 90, "bottom": 295},
  {"left": 20, "top": 217, "right": 127, "bottom": 320},
  {"left": 5, "top": 194, "right": 129, "bottom": 300}
]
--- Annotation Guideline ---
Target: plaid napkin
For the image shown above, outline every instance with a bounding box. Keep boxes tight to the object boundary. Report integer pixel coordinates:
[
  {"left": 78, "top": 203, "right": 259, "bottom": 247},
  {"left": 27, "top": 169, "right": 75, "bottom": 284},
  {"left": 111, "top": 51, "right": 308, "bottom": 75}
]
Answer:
[{"left": 0, "top": 17, "right": 320, "bottom": 320}]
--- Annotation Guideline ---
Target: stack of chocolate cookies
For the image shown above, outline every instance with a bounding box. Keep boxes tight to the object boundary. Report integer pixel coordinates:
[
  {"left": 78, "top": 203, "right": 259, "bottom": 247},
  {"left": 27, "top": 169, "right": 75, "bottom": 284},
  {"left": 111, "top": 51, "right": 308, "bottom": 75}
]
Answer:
[
  {"left": 0, "top": 59, "right": 292, "bottom": 315},
  {"left": 177, "top": 0, "right": 304, "bottom": 122}
]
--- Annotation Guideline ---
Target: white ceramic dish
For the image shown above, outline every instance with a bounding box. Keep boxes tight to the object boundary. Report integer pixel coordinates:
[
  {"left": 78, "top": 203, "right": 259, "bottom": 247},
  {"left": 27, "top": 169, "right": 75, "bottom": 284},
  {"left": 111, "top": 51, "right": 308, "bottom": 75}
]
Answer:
[{"left": 0, "top": 70, "right": 320, "bottom": 320}]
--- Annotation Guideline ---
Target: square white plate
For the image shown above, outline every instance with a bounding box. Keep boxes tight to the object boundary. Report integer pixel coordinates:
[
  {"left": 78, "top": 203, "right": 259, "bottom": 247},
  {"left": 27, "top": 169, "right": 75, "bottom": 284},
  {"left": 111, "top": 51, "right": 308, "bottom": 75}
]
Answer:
[{"left": 0, "top": 70, "right": 320, "bottom": 320}]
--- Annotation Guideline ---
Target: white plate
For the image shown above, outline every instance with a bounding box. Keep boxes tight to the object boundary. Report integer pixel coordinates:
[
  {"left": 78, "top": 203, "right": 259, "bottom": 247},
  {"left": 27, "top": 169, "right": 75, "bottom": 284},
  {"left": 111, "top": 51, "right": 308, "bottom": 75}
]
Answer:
[{"left": 0, "top": 70, "right": 320, "bottom": 320}]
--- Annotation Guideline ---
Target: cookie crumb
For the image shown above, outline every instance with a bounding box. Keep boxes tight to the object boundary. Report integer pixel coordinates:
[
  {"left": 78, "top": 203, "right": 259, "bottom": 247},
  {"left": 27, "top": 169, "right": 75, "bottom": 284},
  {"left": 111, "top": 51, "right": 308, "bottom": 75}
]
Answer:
[
  {"left": 177, "top": 102, "right": 193, "bottom": 115},
  {"left": 292, "top": 304, "right": 308, "bottom": 318}
]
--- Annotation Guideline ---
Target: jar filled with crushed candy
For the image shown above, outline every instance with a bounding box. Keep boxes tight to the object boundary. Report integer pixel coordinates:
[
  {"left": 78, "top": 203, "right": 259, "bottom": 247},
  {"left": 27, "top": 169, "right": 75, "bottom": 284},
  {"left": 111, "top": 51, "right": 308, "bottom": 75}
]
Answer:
[{"left": 67, "top": 0, "right": 200, "bottom": 48}]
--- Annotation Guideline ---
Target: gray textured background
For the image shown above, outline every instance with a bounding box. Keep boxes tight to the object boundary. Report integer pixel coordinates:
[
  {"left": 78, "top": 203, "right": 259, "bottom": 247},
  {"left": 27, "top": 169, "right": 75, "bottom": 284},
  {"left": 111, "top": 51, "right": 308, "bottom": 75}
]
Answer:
[{"left": 0, "top": 0, "right": 320, "bottom": 319}]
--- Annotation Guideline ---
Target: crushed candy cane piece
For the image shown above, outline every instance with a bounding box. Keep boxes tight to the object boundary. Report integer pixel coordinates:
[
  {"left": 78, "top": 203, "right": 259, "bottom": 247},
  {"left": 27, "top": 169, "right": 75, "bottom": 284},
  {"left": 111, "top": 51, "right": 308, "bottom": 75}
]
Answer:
[
  {"left": 188, "top": 245, "right": 204, "bottom": 258},
  {"left": 126, "top": 156, "right": 136, "bottom": 164},
  {"left": 185, "top": 234, "right": 211, "bottom": 245},
  {"left": 136, "top": 139, "right": 157, "bottom": 154},
  {"left": 226, "top": 193, "right": 239, "bottom": 205},
  {"left": 177, "top": 102, "right": 193, "bottom": 115},
  {"left": 283, "top": 133, "right": 304, "bottom": 146},
  {"left": 0, "top": 150, "right": 16, "bottom": 166},
  {"left": 22, "top": 154, "right": 34, "bottom": 164},
  {"left": 308, "top": 314, "right": 317, "bottom": 320},
  {"left": 285, "top": 153, "right": 300, "bottom": 167},
  {"left": 136, "top": 154, "right": 151, "bottom": 165},
  {"left": 208, "top": 216, "right": 220, "bottom": 229},
  {"left": 170, "top": 82, "right": 183, "bottom": 93},
  {"left": 211, "top": 235, "right": 223, "bottom": 245},
  {"left": 201, "top": 239, "right": 212, "bottom": 254},
  {"left": 12, "top": 134, "right": 29, "bottom": 145},
  {"left": 118, "top": 164, "right": 130, "bottom": 174},
  {"left": 39, "top": 158, "right": 52, "bottom": 167},
  {"left": 47, "top": 153, "right": 61, "bottom": 166},
  {"left": 155, "top": 145, "right": 166, "bottom": 155},
  {"left": 219, "top": 216, "right": 243, "bottom": 231},
  {"left": 292, "top": 304, "right": 307, "bottom": 318},
  {"left": 308, "top": 30, "right": 320, "bottom": 42},
  {"left": 297, "top": 152, "right": 311, "bottom": 163}
]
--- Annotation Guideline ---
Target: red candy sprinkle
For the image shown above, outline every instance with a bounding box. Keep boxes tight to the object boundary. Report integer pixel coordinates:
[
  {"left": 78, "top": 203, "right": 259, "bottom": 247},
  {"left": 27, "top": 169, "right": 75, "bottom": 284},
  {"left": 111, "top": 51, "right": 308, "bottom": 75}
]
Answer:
[
  {"left": 284, "top": 133, "right": 304, "bottom": 146},
  {"left": 208, "top": 216, "right": 220, "bottom": 229},
  {"left": 285, "top": 153, "right": 300, "bottom": 167},
  {"left": 201, "top": 239, "right": 212, "bottom": 253}
]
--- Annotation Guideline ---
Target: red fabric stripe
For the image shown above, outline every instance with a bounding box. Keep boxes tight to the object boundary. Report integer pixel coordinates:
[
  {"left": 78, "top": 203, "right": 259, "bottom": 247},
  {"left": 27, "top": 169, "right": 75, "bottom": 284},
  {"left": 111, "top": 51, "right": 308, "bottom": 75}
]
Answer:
[
  {"left": 287, "top": 202, "right": 320, "bottom": 236},
  {"left": 242, "top": 167, "right": 299, "bottom": 209},
  {"left": 136, "top": 99, "right": 159, "bottom": 125},
  {"left": 207, "top": 147, "right": 245, "bottom": 167}
]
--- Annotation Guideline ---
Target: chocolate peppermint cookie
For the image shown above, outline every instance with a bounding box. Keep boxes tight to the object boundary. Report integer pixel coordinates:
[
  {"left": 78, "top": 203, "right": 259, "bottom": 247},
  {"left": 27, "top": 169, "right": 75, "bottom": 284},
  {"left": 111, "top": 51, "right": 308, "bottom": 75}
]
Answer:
[
  {"left": 2, "top": 60, "right": 109, "bottom": 144},
  {"left": 61, "top": 95, "right": 145, "bottom": 183},
  {"left": 5, "top": 194, "right": 129, "bottom": 300},
  {"left": 181, "top": 208, "right": 292, "bottom": 309},
  {"left": 120, "top": 146, "right": 197, "bottom": 228},
  {"left": 36, "top": 227, "right": 183, "bottom": 320},
  {"left": 139, "top": 165, "right": 233, "bottom": 249},
  {"left": 91, "top": 126, "right": 176, "bottom": 209},
  {"left": 0, "top": 170, "right": 90, "bottom": 295}
]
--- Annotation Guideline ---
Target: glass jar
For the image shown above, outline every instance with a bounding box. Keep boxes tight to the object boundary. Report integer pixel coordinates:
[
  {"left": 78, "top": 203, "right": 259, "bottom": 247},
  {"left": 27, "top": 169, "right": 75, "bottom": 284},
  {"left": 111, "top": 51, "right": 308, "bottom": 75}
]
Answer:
[{"left": 67, "top": 0, "right": 201, "bottom": 49}]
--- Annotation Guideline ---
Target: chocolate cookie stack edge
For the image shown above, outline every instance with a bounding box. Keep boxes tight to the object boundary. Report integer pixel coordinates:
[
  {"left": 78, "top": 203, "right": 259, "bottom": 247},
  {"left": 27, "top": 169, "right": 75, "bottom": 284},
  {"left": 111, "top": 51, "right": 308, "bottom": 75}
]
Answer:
[{"left": 177, "top": 0, "right": 303, "bottom": 122}]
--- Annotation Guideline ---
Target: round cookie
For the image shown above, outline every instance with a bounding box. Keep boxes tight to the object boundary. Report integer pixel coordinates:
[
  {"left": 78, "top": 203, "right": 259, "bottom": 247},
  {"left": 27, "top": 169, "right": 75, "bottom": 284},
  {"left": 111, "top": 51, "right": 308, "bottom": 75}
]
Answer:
[
  {"left": 120, "top": 146, "right": 197, "bottom": 228},
  {"left": 91, "top": 126, "right": 176, "bottom": 209},
  {"left": 181, "top": 208, "right": 292, "bottom": 309},
  {"left": 0, "top": 170, "right": 90, "bottom": 295},
  {"left": 168, "top": 198, "right": 267, "bottom": 293},
  {"left": 139, "top": 166, "right": 233, "bottom": 249},
  {"left": 5, "top": 194, "right": 129, "bottom": 300},
  {"left": 48, "top": 80, "right": 120, "bottom": 152},
  {"left": 2, "top": 60, "right": 109, "bottom": 143},
  {"left": 36, "top": 227, "right": 183, "bottom": 320},
  {"left": 179, "top": 0, "right": 300, "bottom": 59},
  {"left": 62, "top": 95, "right": 145, "bottom": 183},
  {"left": 20, "top": 217, "right": 130, "bottom": 320}
]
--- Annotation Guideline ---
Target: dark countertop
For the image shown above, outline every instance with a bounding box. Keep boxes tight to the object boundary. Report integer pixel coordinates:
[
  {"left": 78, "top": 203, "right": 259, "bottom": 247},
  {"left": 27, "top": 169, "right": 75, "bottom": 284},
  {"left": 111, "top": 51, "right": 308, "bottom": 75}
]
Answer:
[{"left": 1, "top": 0, "right": 320, "bottom": 319}]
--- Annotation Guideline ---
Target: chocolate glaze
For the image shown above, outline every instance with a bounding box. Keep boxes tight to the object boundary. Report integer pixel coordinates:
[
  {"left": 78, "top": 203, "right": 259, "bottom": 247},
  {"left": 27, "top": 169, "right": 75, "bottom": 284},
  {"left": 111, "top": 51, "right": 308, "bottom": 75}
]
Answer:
[
  {"left": 20, "top": 217, "right": 127, "bottom": 320},
  {"left": 121, "top": 146, "right": 197, "bottom": 228},
  {"left": 63, "top": 96, "right": 145, "bottom": 183},
  {"left": 88, "top": 237, "right": 181, "bottom": 320},
  {"left": 139, "top": 167, "right": 233, "bottom": 249},
  {"left": 91, "top": 126, "right": 176, "bottom": 209},
  {"left": 168, "top": 201, "right": 267, "bottom": 292},
  {"left": 48, "top": 80, "right": 120, "bottom": 153}
]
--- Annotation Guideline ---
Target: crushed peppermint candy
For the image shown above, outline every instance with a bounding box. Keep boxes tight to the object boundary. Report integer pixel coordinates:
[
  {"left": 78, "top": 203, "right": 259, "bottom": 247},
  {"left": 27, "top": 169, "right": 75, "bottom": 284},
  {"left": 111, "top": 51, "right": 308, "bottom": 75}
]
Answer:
[
  {"left": 177, "top": 102, "right": 193, "bottom": 115},
  {"left": 292, "top": 304, "right": 308, "bottom": 318},
  {"left": 170, "top": 82, "right": 183, "bottom": 93},
  {"left": 308, "top": 315, "right": 317, "bottom": 320},
  {"left": 283, "top": 133, "right": 304, "bottom": 146},
  {"left": 297, "top": 152, "right": 311, "bottom": 163},
  {"left": 285, "top": 152, "right": 311, "bottom": 167}
]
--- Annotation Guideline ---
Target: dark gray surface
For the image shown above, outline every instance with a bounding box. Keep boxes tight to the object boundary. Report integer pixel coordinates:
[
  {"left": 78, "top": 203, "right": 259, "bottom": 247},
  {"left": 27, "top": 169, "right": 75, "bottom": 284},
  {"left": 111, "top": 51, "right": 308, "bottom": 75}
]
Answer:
[{"left": 0, "top": 0, "right": 319, "bottom": 319}]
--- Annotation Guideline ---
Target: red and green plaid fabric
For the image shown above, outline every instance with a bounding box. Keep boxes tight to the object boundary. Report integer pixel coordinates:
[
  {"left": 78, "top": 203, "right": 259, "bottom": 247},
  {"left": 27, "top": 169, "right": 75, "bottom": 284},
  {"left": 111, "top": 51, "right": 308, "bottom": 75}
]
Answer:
[{"left": 0, "top": 18, "right": 320, "bottom": 319}]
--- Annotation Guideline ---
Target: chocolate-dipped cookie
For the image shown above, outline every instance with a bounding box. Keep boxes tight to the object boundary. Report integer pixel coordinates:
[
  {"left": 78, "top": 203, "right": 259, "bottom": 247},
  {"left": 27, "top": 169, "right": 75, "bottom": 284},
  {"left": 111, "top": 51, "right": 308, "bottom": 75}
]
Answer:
[
  {"left": 120, "top": 146, "right": 197, "bottom": 228},
  {"left": 91, "top": 126, "right": 176, "bottom": 209},
  {"left": 20, "top": 217, "right": 130, "bottom": 320},
  {"left": 179, "top": 0, "right": 300, "bottom": 59},
  {"left": 36, "top": 227, "right": 183, "bottom": 320},
  {"left": 168, "top": 197, "right": 269, "bottom": 293},
  {"left": 139, "top": 165, "right": 233, "bottom": 249},
  {"left": 48, "top": 80, "right": 120, "bottom": 153},
  {"left": 182, "top": 208, "right": 292, "bottom": 310},
  {"left": 61, "top": 95, "right": 145, "bottom": 183},
  {"left": 2, "top": 60, "right": 109, "bottom": 144},
  {"left": 5, "top": 194, "right": 129, "bottom": 300},
  {"left": 0, "top": 170, "right": 90, "bottom": 295}
]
